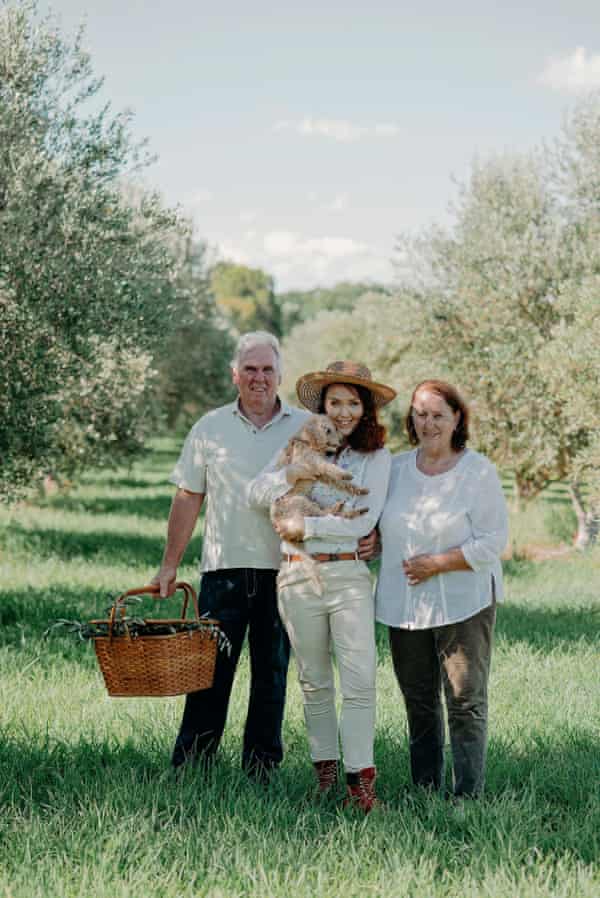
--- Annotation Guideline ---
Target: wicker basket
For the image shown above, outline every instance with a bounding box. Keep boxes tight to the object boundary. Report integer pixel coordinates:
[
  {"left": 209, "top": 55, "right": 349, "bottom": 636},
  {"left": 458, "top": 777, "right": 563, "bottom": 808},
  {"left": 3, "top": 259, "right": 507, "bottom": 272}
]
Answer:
[{"left": 92, "top": 582, "right": 218, "bottom": 697}]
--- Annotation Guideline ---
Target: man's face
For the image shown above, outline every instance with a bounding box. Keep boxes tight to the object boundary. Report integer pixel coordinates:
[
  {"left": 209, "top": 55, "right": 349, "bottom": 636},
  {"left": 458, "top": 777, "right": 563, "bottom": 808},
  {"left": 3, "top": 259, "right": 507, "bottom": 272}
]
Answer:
[{"left": 232, "top": 345, "right": 281, "bottom": 412}]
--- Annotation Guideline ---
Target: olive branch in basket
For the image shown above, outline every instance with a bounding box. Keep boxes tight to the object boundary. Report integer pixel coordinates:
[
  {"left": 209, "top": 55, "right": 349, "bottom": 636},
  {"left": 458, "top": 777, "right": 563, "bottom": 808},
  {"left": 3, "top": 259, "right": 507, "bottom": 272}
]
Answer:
[{"left": 45, "top": 595, "right": 232, "bottom": 656}]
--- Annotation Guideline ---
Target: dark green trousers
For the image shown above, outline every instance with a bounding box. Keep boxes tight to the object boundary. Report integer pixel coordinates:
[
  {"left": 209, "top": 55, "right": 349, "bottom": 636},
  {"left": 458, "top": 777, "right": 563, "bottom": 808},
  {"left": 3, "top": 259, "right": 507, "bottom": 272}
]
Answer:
[{"left": 389, "top": 601, "right": 496, "bottom": 797}]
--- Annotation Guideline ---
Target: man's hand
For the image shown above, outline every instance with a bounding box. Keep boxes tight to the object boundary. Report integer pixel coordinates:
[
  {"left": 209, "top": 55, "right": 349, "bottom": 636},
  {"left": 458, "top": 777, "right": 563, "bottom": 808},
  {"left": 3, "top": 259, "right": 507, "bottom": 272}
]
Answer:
[
  {"left": 402, "top": 553, "right": 440, "bottom": 585},
  {"left": 274, "top": 512, "right": 305, "bottom": 542},
  {"left": 357, "top": 528, "right": 380, "bottom": 561},
  {"left": 150, "top": 564, "right": 178, "bottom": 598}
]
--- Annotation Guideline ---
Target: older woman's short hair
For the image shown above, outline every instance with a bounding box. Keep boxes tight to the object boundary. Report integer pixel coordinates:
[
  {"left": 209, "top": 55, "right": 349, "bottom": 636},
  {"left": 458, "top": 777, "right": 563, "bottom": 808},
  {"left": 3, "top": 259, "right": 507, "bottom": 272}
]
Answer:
[
  {"left": 406, "top": 380, "right": 470, "bottom": 451},
  {"left": 231, "top": 331, "right": 282, "bottom": 375}
]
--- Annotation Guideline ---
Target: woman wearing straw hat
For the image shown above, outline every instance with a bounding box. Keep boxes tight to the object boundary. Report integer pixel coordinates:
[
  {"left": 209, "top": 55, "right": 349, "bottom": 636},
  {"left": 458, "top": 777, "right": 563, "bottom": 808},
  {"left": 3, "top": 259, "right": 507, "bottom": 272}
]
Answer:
[{"left": 248, "top": 361, "right": 395, "bottom": 812}]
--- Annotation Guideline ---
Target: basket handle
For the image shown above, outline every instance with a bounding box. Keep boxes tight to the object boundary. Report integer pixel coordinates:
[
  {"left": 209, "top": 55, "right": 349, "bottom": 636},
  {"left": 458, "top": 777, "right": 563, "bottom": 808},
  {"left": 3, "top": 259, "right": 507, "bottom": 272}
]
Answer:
[{"left": 108, "top": 582, "right": 200, "bottom": 635}]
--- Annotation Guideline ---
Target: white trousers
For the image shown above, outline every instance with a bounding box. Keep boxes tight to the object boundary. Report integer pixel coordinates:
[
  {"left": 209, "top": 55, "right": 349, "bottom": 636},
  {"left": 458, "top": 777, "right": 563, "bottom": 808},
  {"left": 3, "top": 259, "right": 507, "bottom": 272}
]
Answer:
[{"left": 277, "top": 559, "right": 376, "bottom": 772}]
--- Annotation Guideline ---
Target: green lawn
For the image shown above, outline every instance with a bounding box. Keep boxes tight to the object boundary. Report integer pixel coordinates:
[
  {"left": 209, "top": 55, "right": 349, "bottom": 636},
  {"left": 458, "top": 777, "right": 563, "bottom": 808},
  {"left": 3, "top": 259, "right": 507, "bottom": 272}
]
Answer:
[{"left": 1, "top": 441, "right": 598, "bottom": 898}]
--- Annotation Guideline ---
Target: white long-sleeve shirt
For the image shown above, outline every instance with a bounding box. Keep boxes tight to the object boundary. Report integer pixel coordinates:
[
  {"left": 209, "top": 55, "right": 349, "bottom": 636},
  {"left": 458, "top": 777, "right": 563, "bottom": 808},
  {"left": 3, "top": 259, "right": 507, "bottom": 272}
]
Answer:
[
  {"left": 247, "top": 446, "right": 391, "bottom": 556},
  {"left": 376, "top": 449, "right": 509, "bottom": 629}
]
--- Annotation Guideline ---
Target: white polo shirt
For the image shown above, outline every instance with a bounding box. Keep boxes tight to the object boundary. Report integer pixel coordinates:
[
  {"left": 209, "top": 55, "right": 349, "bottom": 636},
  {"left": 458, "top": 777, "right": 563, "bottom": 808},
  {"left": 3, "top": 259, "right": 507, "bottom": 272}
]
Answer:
[{"left": 170, "top": 400, "right": 309, "bottom": 572}]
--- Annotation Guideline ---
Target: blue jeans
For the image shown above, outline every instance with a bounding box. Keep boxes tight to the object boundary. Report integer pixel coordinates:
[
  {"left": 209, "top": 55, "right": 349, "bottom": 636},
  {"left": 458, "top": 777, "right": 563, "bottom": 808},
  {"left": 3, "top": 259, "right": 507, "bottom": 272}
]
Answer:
[{"left": 172, "top": 568, "right": 290, "bottom": 773}]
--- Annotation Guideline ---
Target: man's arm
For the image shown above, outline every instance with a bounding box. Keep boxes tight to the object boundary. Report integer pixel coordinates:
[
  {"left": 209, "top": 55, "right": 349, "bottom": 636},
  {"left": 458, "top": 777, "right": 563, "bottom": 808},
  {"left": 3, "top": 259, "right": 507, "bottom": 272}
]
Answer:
[
  {"left": 357, "top": 527, "right": 380, "bottom": 561},
  {"left": 152, "top": 488, "right": 205, "bottom": 596}
]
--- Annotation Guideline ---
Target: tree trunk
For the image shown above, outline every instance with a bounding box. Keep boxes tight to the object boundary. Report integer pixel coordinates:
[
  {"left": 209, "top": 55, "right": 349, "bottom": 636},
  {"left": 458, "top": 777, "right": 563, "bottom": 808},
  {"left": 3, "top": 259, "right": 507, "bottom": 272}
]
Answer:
[{"left": 569, "top": 482, "right": 599, "bottom": 549}]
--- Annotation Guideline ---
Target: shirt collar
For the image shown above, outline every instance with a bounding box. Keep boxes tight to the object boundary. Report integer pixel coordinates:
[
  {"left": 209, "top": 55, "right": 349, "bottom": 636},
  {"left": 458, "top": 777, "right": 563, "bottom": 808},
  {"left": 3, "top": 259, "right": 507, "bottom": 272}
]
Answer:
[{"left": 232, "top": 396, "right": 292, "bottom": 429}]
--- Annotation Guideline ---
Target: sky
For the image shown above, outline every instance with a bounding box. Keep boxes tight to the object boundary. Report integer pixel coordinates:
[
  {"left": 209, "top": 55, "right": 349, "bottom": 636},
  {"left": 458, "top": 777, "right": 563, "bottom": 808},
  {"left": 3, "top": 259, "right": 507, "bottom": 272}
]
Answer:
[{"left": 41, "top": 1, "right": 600, "bottom": 291}]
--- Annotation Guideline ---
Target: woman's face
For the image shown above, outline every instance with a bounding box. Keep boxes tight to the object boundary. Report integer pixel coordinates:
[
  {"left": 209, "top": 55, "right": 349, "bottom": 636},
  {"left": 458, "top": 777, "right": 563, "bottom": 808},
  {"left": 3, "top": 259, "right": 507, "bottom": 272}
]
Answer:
[
  {"left": 323, "top": 383, "right": 364, "bottom": 439},
  {"left": 411, "top": 389, "right": 460, "bottom": 453}
]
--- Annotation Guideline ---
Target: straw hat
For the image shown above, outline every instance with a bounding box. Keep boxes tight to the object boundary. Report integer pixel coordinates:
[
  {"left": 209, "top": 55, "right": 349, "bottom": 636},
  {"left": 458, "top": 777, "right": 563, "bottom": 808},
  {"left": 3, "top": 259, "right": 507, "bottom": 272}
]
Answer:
[{"left": 296, "top": 361, "right": 396, "bottom": 412}]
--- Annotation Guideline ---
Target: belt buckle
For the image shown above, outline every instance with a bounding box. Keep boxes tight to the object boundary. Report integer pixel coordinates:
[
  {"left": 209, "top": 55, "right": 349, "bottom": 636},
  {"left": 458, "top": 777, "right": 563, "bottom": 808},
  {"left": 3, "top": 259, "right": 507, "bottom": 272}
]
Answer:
[{"left": 329, "top": 553, "right": 339, "bottom": 562}]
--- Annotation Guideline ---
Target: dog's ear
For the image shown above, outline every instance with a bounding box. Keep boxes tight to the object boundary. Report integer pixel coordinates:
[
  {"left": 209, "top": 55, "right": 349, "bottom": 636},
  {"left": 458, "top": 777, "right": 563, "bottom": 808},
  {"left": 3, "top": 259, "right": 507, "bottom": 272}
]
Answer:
[
  {"left": 278, "top": 443, "right": 293, "bottom": 465},
  {"left": 321, "top": 415, "right": 339, "bottom": 442},
  {"left": 305, "top": 416, "right": 328, "bottom": 450}
]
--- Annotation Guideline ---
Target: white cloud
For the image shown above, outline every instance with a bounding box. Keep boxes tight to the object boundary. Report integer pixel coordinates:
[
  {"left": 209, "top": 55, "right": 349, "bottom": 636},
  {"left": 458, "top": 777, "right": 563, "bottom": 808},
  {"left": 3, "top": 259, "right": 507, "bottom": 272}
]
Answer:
[
  {"left": 263, "top": 231, "right": 369, "bottom": 259},
  {"left": 239, "top": 210, "right": 258, "bottom": 223},
  {"left": 273, "top": 117, "right": 400, "bottom": 142},
  {"left": 304, "top": 236, "right": 370, "bottom": 258},
  {"left": 188, "top": 189, "right": 213, "bottom": 205},
  {"left": 260, "top": 229, "right": 392, "bottom": 289},
  {"left": 214, "top": 241, "right": 252, "bottom": 266},
  {"left": 322, "top": 192, "right": 349, "bottom": 212},
  {"left": 306, "top": 192, "right": 349, "bottom": 212},
  {"left": 212, "top": 229, "right": 393, "bottom": 290},
  {"left": 263, "top": 230, "right": 299, "bottom": 256},
  {"left": 538, "top": 47, "right": 600, "bottom": 93}
]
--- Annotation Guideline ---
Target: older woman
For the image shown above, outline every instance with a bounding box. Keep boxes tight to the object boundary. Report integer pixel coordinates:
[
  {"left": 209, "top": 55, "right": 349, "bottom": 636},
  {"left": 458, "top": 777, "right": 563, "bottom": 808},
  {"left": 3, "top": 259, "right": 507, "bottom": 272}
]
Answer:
[
  {"left": 376, "top": 380, "right": 508, "bottom": 798},
  {"left": 248, "top": 362, "right": 395, "bottom": 811}
]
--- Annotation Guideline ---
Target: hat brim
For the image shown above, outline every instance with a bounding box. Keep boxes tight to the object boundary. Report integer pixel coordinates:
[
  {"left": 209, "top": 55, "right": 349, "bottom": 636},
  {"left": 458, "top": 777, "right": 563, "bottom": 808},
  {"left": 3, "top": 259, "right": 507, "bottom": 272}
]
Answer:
[{"left": 296, "top": 371, "right": 396, "bottom": 413}]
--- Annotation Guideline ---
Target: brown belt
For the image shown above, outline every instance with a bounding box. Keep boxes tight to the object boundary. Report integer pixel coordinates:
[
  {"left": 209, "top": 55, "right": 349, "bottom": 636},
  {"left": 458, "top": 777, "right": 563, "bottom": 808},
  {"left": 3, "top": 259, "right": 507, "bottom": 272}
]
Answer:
[{"left": 283, "top": 552, "right": 359, "bottom": 563}]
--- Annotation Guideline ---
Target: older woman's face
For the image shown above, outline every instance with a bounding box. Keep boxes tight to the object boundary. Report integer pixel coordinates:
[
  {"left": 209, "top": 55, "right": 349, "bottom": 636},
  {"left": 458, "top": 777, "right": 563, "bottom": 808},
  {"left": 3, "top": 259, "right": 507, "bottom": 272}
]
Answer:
[{"left": 411, "top": 389, "right": 460, "bottom": 453}]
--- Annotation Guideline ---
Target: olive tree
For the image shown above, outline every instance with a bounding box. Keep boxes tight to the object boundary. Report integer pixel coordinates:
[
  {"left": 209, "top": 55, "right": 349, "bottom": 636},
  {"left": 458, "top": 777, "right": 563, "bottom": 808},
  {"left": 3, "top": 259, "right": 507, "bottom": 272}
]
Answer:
[
  {"left": 0, "top": 1, "right": 186, "bottom": 497},
  {"left": 395, "top": 154, "right": 571, "bottom": 502},
  {"left": 153, "top": 237, "right": 236, "bottom": 430},
  {"left": 540, "top": 275, "right": 600, "bottom": 546},
  {"left": 210, "top": 261, "right": 282, "bottom": 337},
  {"left": 393, "top": 94, "right": 600, "bottom": 543}
]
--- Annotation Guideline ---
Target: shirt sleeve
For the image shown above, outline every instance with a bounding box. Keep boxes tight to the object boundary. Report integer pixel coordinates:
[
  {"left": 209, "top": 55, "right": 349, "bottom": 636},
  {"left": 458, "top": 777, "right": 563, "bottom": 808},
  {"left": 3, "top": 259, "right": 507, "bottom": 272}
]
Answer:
[
  {"left": 246, "top": 450, "right": 292, "bottom": 508},
  {"left": 460, "top": 460, "right": 509, "bottom": 570},
  {"left": 303, "top": 449, "right": 392, "bottom": 541},
  {"left": 168, "top": 423, "right": 207, "bottom": 494}
]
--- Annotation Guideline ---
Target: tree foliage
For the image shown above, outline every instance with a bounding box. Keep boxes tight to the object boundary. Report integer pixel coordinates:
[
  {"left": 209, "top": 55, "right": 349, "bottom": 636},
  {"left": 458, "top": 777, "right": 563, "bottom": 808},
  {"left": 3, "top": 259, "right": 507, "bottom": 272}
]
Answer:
[
  {"left": 153, "top": 238, "right": 235, "bottom": 430},
  {"left": 396, "top": 156, "right": 570, "bottom": 499},
  {"left": 210, "top": 261, "right": 282, "bottom": 336},
  {"left": 0, "top": 1, "right": 186, "bottom": 497},
  {"left": 393, "top": 94, "right": 600, "bottom": 541},
  {"left": 278, "top": 282, "right": 389, "bottom": 333}
]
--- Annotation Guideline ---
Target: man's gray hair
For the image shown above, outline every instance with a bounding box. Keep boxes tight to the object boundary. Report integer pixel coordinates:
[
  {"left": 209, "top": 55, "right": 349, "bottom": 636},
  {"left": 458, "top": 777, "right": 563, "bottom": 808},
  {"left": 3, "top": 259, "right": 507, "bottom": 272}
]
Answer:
[{"left": 231, "top": 331, "right": 282, "bottom": 375}]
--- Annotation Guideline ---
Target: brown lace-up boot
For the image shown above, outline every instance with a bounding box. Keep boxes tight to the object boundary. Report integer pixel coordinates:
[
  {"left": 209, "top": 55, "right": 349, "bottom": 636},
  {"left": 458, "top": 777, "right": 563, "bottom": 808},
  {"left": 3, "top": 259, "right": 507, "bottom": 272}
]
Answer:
[
  {"left": 313, "top": 759, "right": 339, "bottom": 795},
  {"left": 344, "top": 766, "right": 379, "bottom": 813}
]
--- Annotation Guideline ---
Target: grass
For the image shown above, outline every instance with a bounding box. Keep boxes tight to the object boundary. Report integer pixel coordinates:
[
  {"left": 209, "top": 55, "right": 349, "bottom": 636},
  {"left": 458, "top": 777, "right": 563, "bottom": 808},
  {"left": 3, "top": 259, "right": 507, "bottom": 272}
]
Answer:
[{"left": 0, "top": 441, "right": 598, "bottom": 898}]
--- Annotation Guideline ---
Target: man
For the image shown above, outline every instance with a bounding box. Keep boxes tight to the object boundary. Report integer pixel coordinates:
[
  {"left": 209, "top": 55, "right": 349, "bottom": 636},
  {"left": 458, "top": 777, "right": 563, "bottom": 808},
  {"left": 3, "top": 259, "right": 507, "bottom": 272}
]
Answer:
[{"left": 153, "top": 331, "right": 309, "bottom": 779}]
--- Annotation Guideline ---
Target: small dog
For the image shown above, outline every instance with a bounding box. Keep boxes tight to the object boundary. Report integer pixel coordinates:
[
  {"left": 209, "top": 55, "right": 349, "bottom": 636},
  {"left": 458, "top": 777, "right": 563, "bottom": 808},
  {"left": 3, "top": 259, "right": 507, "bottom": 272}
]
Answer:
[{"left": 271, "top": 415, "right": 369, "bottom": 585}]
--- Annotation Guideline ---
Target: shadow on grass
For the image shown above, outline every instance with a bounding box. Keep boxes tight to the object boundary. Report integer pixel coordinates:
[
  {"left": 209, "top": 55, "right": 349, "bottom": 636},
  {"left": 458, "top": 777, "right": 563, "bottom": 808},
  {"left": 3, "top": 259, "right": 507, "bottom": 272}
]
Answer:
[
  {"left": 86, "top": 475, "right": 170, "bottom": 490},
  {"left": 375, "top": 600, "right": 598, "bottom": 660},
  {"left": 46, "top": 494, "right": 173, "bottom": 521},
  {"left": 496, "top": 602, "right": 598, "bottom": 650},
  {"left": 4, "top": 520, "right": 201, "bottom": 569}
]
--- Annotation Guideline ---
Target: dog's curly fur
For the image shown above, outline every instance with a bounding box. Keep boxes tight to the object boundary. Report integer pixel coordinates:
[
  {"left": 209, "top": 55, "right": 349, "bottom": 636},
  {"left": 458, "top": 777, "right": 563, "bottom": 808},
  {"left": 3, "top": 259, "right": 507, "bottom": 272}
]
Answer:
[{"left": 271, "top": 414, "right": 369, "bottom": 541}]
